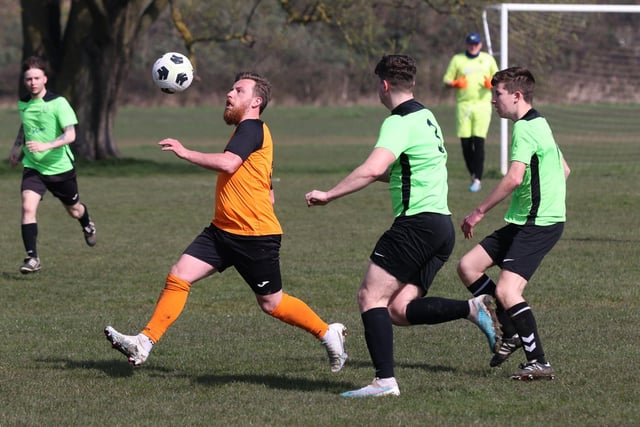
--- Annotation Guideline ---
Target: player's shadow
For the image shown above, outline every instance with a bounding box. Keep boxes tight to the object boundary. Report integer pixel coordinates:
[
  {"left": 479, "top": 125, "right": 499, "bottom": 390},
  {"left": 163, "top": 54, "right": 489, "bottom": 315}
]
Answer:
[
  {"left": 195, "top": 373, "right": 353, "bottom": 393},
  {"left": 35, "top": 357, "right": 175, "bottom": 378},
  {"left": 36, "top": 356, "right": 460, "bottom": 393}
]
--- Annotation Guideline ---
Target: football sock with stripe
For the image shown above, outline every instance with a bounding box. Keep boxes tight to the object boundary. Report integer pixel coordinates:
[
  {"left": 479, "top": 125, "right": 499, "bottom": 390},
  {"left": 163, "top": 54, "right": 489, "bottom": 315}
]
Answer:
[{"left": 508, "top": 301, "right": 546, "bottom": 363}]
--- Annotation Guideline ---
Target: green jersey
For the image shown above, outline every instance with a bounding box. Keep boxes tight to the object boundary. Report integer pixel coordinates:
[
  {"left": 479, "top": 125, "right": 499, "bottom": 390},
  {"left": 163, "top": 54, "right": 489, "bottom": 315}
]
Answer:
[
  {"left": 442, "top": 51, "right": 498, "bottom": 105},
  {"left": 507, "top": 109, "right": 566, "bottom": 226},
  {"left": 18, "top": 92, "right": 78, "bottom": 175},
  {"left": 375, "top": 99, "right": 450, "bottom": 217}
]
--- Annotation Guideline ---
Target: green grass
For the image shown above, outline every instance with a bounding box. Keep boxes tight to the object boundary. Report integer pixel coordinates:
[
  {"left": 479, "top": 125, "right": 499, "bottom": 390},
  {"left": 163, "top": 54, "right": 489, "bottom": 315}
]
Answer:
[{"left": 0, "top": 105, "right": 639, "bottom": 426}]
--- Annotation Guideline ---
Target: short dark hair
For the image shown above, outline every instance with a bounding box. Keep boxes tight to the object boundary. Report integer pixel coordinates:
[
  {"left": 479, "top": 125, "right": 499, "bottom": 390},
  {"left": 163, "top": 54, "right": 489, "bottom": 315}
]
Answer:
[
  {"left": 491, "top": 67, "right": 536, "bottom": 103},
  {"left": 22, "top": 56, "right": 50, "bottom": 76},
  {"left": 374, "top": 54, "right": 416, "bottom": 91},
  {"left": 235, "top": 71, "right": 271, "bottom": 113}
]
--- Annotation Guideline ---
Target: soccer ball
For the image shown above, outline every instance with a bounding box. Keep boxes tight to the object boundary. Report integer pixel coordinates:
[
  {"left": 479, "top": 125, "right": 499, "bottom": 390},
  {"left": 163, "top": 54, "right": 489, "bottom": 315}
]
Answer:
[{"left": 151, "top": 52, "right": 194, "bottom": 94}]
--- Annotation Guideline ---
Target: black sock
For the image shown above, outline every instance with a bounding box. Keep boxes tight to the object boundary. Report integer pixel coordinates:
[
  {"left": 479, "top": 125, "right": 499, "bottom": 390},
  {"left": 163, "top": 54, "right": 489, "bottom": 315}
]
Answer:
[
  {"left": 362, "top": 307, "right": 394, "bottom": 379},
  {"left": 461, "top": 138, "right": 474, "bottom": 177},
  {"left": 21, "top": 223, "right": 38, "bottom": 258},
  {"left": 78, "top": 203, "right": 91, "bottom": 228},
  {"left": 406, "top": 297, "right": 469, "bottom": 324},
  {"left": 467, "top": 274, "right": 496, "bottom": 297},
  {"left": 471, "top": 136, "right": 485, "bottom": 180},
  {"left": 508, "top": 302, "right": 546, "bottom": 363}
]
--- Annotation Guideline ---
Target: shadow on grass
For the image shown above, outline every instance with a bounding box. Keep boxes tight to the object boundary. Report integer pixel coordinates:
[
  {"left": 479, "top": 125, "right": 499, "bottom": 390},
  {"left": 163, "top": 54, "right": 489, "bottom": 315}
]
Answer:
[
  {"left": 36, "top": 356, "right": 459, "bottom": 393},
  {"left": 194, "top": 361, "right": 457, "bottom": 392},
  {"left": 195, "top": 373, "right": 354, "bottom": 393},
  {"left": 36, "top": 357, "right": 150, "bottom": 378}
]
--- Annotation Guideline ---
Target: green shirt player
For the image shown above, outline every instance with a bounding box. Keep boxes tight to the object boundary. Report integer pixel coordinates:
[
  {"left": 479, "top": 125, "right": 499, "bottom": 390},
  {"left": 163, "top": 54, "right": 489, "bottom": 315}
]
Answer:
[
  {"left": 306, "top": 54, "right": 501, "bottom": 398},
  {"left": 457, "top": 67, "right": 571, "bottom": 381},
  {"left": 8, "top": 56, "right": 97, "bottom": 274},
  {"left": 443, "top": 32, "right": 498, "bottom": 192}
]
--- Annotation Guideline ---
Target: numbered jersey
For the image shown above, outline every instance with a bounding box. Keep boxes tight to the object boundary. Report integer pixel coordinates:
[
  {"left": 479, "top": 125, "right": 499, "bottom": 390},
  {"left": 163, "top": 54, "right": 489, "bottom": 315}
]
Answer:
[{"left": 375, "top": 99, "right": 451, "bottom": 217}]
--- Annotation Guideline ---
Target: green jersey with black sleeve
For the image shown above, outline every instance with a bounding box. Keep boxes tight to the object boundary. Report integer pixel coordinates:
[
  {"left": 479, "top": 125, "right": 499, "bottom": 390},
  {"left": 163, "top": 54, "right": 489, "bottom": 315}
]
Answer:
[
  {"left": 506, "top": 109, "right": 566, "bottom": 226},
  {"left": 18, "top": 91, "right": 78, "bottom": 175},
  {"left": 374, "top": 99, "right": 450, "bottom": 217}
]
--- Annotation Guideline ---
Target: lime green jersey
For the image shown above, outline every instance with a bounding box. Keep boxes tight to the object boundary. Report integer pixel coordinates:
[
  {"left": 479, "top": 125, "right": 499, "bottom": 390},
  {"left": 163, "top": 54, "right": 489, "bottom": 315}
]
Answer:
[
  {"left": 18, "top": 92, "right": 78, "bottom": 175},
  {"left": 443, "top": 51, "right": 498, "bottom": 104},
  {"left": 375, "top": 99, "right": 450, "bottom": 217},
  {"left": 507, "top": 109, "right": 566, "bottom": 226}
]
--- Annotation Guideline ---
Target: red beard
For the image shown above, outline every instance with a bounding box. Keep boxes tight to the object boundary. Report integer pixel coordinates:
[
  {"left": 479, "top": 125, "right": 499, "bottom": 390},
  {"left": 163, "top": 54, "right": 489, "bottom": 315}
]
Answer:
[{"left": 223, "top": 104, "right": 245, "bottom": 125}]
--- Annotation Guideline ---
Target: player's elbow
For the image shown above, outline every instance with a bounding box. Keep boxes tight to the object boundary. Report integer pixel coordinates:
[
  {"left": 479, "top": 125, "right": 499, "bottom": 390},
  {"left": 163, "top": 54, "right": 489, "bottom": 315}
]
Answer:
[{"left": 219, "top": 152, "right": 243, "bottom": 174}]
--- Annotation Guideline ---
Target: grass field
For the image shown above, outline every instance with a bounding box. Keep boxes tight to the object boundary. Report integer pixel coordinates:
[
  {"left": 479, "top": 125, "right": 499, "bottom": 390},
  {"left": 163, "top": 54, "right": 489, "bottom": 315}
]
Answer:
[{"left": 0, "top": 104, "right": 639, "bottom": 426}]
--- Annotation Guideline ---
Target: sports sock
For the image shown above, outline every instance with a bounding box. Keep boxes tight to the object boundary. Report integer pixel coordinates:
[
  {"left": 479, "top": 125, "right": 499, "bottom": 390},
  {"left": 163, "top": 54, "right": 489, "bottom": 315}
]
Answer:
[
  {"left": 269, "top": 293, "right": 328, "bottom": 339},
  {"left": 471, "top": 136, "right": 485, "bottom": 180},
  {"left": 508, "top": 301, "right": 546, "bottom": 363},
  {"left": 460, "top": 137, "right": 474, "bottom": 177},
  {"left": 468, "top": 274, "right": 517, "bottom": 338},
  {"left": 78, "top": 203, "right": 91, "bottom": 228},
  {"left": 141, "top": 273, "right": 192, "bottom": 343},
  {"left": 467, "top": 274, "right": 496, "bottom": 297},
  {"left": 21, "top": 223, "right": 38, "bottom": 258},
  {"left": 362, "top": 307, "right": 394, "bottom": 379},
  {"left": 405, "top": 297, "right": 468, "bottom": 324}
]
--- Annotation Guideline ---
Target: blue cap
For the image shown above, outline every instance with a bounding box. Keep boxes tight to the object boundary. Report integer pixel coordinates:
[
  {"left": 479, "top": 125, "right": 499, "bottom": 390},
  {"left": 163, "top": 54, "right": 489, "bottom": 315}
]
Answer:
[{"left": 466, "top": 32, "right": 482, "bottom": 44}]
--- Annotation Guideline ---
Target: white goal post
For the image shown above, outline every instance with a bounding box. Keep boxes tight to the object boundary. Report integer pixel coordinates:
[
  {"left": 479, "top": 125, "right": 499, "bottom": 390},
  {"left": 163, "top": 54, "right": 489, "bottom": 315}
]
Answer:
[{"left": 481, "top": 3, "right": 640, "bottom": 175}]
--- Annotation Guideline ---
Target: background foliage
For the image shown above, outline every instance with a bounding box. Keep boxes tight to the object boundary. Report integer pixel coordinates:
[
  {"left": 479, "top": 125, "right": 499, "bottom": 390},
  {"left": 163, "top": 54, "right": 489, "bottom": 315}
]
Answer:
[{"left": 1, "top": 0, "right": 638, "bottom": 107}]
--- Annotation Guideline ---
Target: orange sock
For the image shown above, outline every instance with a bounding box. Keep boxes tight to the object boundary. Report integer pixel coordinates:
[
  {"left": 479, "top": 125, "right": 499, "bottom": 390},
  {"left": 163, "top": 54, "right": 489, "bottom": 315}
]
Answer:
[
  {"left": 269, "top": 293, "right": 328, "bottom": 339},
  {"left": 141, "top": 273, "right": 191, "bottom": 343}
]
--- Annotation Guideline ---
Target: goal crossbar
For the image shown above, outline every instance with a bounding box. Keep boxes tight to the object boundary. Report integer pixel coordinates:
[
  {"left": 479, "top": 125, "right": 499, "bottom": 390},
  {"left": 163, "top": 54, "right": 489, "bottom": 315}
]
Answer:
[{"left": 482, "top": 3, "right": 640, "bottom": 174}]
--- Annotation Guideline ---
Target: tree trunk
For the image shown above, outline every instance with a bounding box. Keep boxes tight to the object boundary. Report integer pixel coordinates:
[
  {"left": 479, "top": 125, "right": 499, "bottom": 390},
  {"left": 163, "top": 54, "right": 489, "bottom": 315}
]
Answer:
[{"left": 20, "top": 0, "right": 169, "bottom": 160}]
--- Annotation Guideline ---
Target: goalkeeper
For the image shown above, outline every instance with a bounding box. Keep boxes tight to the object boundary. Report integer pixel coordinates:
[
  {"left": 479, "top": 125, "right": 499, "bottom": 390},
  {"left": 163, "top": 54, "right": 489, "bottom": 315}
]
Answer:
[{"left": 443, "top": 32, "right": 498, "bottom": 192}]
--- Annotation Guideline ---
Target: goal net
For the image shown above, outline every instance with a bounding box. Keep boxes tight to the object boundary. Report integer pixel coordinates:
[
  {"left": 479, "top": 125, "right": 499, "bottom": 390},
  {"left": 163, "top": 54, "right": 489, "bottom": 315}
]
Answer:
[{"left": 482, "top": 4, "right": 640, "bottom": 174}]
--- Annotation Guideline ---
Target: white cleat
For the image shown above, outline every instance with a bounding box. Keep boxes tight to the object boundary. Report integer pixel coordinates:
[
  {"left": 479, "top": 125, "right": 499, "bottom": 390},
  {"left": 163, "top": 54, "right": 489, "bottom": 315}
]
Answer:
[
  {"left": 341, "top": 377, "right": 400, "bottom": 398},
  {"left": 321, "top": 323, "right": 348, "bottom": 372},
  {"left": 104, "top": 326, "right": 149, "bottom": 367}
]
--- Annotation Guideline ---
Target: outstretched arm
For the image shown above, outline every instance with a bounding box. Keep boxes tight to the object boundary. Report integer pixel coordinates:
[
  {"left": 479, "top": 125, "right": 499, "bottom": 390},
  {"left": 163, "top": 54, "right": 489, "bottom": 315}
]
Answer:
[
  {"left": 306, "top": 147, "right": 395, "bottom": 206},
  {"left": 159, "top": 138, "right": 243, "bottom": 174}
]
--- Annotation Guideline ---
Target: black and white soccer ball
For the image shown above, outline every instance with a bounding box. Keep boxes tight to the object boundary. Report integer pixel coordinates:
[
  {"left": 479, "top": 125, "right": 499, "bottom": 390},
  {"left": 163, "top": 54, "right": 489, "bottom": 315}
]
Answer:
[{"left": 151, "top": 52, "right": 194, "bottom": 94}]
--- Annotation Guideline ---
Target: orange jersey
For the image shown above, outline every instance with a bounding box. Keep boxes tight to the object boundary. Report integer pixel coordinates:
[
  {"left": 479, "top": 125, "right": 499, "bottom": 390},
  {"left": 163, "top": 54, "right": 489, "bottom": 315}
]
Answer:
[{"left": 212, "top": 119, "right": 282, "bottom": 236}]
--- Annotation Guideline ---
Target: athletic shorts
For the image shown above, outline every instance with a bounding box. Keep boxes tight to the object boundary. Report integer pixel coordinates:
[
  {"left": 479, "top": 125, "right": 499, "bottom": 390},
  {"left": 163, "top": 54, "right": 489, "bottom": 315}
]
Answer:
[
  {"left": 21, "top": 167, "right": 80, "bottom": 206},
  {"left": 370, "top": 212, "right": 455, "bottom": 293},
  {"left": 480, "top": 222, "right": 564, "bottom": 281},
  {"left": 456, "top": 101, "right": 492, "bottom": 138},
  {"left": 183, "top": 224, "right": 283, "bottom": 295}
]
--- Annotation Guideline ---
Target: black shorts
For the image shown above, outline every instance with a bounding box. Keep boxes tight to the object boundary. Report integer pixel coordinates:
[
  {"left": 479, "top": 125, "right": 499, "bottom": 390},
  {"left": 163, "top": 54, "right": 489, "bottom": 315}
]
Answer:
[
  {"left": 21, "top": 167, "right": 80, "bottom": 206},
  {"left": 183, "top": 224, "right": 283, "bottom": 295},
  {"left": 480, "top": 222, "right": 564, "bottom": 281},
  {"left": 370, "top": 212, "right": 455, "bottom": 293}
]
